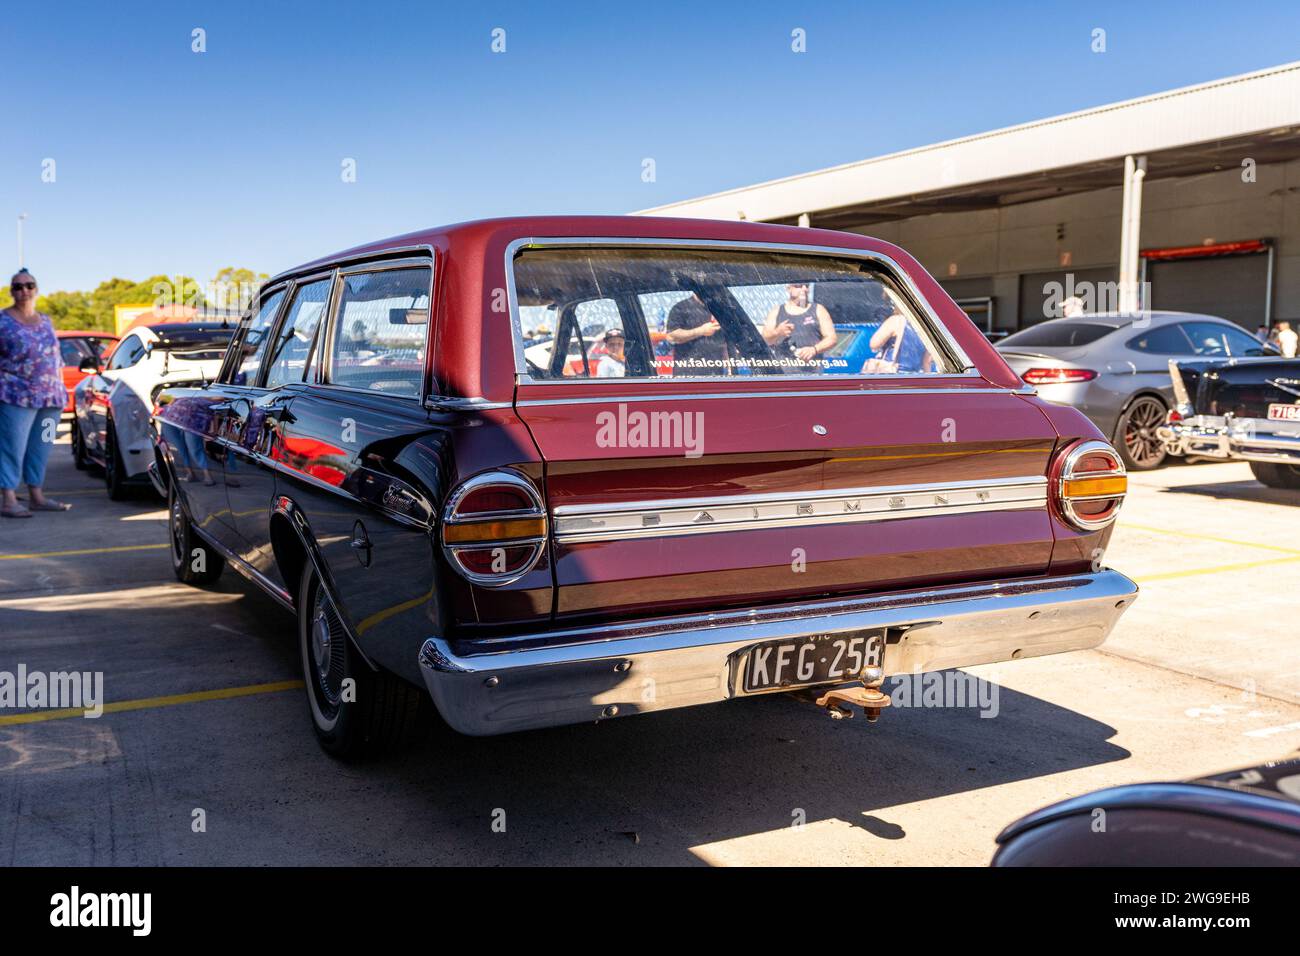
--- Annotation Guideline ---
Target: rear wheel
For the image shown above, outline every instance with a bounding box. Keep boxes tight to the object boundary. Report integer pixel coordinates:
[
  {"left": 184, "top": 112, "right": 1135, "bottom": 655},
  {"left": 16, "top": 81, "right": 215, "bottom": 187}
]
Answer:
[
  {"left": 169, "top": 484, "right": 224, "bottom": 585},
  {"left": 1249, "top": 461, "right": 1300, "bottom": 489},
  {"left": 1115, "top": 395, "right": 1168, "bottom": 471},
  {"left": 297, "top": 563, "right": 428, "bottom": 758},
  {"left": 104, "top": 421, "right": 131, "bottom": 500}
]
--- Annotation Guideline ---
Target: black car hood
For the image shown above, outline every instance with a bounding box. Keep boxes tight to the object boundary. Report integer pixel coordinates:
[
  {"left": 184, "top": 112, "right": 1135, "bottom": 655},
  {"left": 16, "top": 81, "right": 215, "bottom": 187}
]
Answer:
[{"left": 1177, "top": 357, "right": 1300, "bottom": 417}]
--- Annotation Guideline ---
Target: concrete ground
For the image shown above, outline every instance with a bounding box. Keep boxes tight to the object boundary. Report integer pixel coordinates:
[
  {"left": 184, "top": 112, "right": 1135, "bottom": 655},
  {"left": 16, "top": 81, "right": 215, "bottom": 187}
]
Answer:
[{"left": 2, "top": 428, "right": 1298, "bottom": 865}]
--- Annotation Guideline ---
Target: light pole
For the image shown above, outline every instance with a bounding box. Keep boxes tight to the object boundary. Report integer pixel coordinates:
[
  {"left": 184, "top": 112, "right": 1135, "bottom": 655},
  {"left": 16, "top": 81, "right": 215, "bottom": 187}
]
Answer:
[{"left": 17, "top": 213, "right": 27, "bottom": 268}]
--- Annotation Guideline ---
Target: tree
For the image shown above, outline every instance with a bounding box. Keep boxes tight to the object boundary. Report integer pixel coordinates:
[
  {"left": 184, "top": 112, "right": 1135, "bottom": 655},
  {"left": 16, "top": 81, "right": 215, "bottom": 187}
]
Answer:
[
  {"left": 26, "top": 269, "right": 264, "bottom": 331},
  {"left": 211, "top": 267, "right": 269, "bottom": 312}
]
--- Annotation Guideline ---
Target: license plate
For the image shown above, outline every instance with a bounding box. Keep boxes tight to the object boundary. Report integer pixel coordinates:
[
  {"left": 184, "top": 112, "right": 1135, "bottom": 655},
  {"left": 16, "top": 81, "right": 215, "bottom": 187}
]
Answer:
[
  {"left": 1267, "top": 403, "right": 1300, "bottom": 421},
  {"left": 743, "top": 632, "right": 885, "bottom": 693}
]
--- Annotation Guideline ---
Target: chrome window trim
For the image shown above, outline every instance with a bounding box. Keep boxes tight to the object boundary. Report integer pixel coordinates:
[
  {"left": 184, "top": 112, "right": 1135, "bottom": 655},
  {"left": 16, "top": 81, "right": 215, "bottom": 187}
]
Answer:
[
  {"left": 504, "top": 236, "right": 979, "bottom": 386},
  {"left": 218, "top": 282, "right": 290, "bottom": 386},
  {"left": 258, "top": 271, "right": 338, "bottom": 391},
  {"left": 324, "top": 258, "right": 435, "bottom": 399},
  {"left": 266, "top": 244, "right": 436, "bottom": 287},
  {"left": 552, "top": 475, "right": 1049, "bottom": 544},
  {"left": 515, "top": 384, "right": 1034, "bottom": 407}
]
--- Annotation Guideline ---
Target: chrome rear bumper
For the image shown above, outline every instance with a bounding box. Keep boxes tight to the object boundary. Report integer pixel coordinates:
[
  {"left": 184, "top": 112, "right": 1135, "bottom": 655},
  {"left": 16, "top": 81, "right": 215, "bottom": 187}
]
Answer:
[
  {"left": 1159, "top": 415, "right": 1300, "bottom": 465},
  {"left": 418, "top": 569, "right": 1138, "bottom": 736}
]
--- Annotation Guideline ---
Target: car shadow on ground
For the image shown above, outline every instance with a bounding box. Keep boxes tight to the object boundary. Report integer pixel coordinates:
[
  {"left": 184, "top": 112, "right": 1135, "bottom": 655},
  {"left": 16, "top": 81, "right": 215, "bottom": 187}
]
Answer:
[
  {"left": 1157, "top": 478, "right": 1299, "bottom": 507},
  {"left": 329, "top": 673, "right": 1129, "bottom": 865}
]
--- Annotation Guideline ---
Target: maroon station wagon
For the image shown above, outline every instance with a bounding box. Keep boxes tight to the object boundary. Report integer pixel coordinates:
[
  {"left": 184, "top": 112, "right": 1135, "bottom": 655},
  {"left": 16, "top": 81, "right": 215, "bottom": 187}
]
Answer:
[{"left": 151, "top": 216, "right": 1137, "bottom": 755}]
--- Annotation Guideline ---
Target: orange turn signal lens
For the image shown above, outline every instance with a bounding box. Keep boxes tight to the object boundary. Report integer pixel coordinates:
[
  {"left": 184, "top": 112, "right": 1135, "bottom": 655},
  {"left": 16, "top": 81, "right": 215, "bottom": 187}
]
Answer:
[
  {"left": 443, "top": 516, "right": 546, "bottom": 544},
  {"left": 1062, "top": 475, "right": 1127, "bottom": 498}
]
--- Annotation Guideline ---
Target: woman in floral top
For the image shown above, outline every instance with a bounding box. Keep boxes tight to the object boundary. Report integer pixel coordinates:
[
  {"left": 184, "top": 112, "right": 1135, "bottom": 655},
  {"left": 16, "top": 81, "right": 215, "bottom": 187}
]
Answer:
[{"left": 0, "top": 269, "right": 72, "bottom": 517}]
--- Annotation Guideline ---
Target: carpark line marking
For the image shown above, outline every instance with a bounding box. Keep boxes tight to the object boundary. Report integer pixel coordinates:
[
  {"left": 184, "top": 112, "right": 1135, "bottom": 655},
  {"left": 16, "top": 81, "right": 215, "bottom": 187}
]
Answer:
[
  {"left": 0, "top": 543, "right": 168, "bottom": 561},
  {"left": 0, "top": 680, "right": 304, "bottom": 726},
  {"left": 1120, "top": 522, "right": 1300, "bottom": 556},
  {"left": 1136, "top": 554, "right": 1300, "bottom": 583}
]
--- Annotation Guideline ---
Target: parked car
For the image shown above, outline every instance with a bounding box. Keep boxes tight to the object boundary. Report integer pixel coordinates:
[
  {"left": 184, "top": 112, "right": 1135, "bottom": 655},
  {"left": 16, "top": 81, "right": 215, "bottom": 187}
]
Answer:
[
  {"left": 56, "top": 330, "right": 118, "bottom": 414},
  {"left": 1158, "top": 355, "right": 1300, "bottom": 489},
  {"left": 151, "top": 216, "right": 1137, "bottom": 757},
  {"left": 996, "top": 312, "right": 1276, "bottom": 471},
  {"left": 73, "top": 321, "right": 234, "bottom": 499},
  {"left": 993, "top": 756, "right": 1300, "bottom": 865}
]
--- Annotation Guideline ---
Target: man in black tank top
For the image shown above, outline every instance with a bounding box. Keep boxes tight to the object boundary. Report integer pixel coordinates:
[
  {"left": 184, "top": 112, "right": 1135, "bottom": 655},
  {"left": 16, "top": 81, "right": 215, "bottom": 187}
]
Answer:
[{"left": 762, "top": 283, "right": 837, "bottom": 373}]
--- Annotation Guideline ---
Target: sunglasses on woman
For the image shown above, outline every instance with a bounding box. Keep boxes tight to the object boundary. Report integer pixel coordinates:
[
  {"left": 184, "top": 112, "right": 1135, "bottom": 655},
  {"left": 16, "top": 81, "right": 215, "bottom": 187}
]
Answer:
[{"left": 12, "top": 282, "right": 36, "bottom": 290}]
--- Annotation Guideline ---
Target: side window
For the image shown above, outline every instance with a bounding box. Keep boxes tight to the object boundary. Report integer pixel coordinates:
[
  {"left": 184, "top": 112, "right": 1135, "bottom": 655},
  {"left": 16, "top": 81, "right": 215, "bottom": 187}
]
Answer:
[
  {"left": 59, "top": 339, "right": 88, "bottom": 366},
  {"left": 108, "top": 334, "right": 146, "bottom": 370},
  {"left": 563, "top": 298, "right": 624, "bottom": 378},
  {"left": 265, "top": 279, "right": 332, "bottom": 389},
  {"left": 1182, "top": 321, "right": 1268, "bottom": 357},
  {"left": 1127, "top": 324, "right": 1194, "bottom": 355},
  {"left": 328, "top": 267, "right": 430, "bottom": 396},
  {"left": 229, "top": 289, "right": 286, "bottom": 386}
]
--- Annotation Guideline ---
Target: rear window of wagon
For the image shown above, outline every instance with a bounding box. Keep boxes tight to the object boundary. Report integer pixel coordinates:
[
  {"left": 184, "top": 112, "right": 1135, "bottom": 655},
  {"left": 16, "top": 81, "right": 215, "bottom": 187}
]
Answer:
[{"left": 511, "top": 245, "right": 961, "bottom": 380}]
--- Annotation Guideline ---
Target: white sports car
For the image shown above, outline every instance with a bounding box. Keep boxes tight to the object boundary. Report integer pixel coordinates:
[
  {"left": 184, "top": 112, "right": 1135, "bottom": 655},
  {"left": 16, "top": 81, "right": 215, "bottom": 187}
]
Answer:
[{"left": 72, "top": 321, "right": 235, "bottom": 499}]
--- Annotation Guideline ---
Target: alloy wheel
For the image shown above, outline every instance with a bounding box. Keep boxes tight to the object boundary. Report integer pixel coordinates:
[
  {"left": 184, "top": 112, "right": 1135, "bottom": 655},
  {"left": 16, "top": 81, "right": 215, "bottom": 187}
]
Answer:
[{"left": 1120, "top": 397, "right": 1167, "bottom": 469}]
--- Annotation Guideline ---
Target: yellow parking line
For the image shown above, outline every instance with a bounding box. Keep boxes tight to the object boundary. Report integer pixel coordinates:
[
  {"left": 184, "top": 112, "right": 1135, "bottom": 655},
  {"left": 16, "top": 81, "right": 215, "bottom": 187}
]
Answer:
[
  {"left": 1119, "top": 522, "right": 1300, "bottom": 556},
  {"left": 0, "top": 679, "right": 304, "bottom": 726},
  {"left": 0, "top": 543, "right": 168, "bottom": 561},
  {"left": 1137, "top": 554, "right": 1300, "bottom": 583}
]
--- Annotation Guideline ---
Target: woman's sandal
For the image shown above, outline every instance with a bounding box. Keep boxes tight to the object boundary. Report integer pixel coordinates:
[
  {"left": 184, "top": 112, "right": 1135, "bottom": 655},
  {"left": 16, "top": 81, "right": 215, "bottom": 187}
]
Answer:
[
  {"left": 1, "top": 504, "right": 33, "bottom": 518},
  {"left": 28, "top": 499, "right": 72, "bottom": 512}
]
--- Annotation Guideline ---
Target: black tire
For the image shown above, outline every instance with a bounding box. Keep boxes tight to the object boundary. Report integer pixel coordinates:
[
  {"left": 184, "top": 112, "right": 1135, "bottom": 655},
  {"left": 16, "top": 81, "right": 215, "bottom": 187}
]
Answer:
[
  {"left": 71, "top": 419, "right": 89, "bottom": 471},
  {"left": 297, "top": 562, "right": 428, "bottom": 759},
  {"left": 104, "top": 421, "right": 131, "bottom": 500},
  {"left": 1115, "top": 395, "right": 1168, "bottom": 471},
  {"left": 168, "top": 484, "right": 225, "bottom": 585},
  {"left": 1249, "top": 461, "right": 1300, "bottom": 490}
]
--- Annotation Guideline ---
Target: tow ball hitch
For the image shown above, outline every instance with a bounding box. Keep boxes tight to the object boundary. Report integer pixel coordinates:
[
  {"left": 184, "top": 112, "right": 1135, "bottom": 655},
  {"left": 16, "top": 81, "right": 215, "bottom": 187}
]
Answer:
[{"left": 792, "top": 679, "right": 891, "bottom": 723}]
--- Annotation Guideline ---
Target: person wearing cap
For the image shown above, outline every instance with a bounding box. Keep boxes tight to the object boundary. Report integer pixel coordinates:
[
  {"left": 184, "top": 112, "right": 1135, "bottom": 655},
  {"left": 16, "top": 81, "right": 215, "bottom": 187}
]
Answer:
[
  {"left": 0, "top": 268, "right": 71, "bottom": 517},
  {"left": 595, "top": 328, "right": 626, "bottom": 377}
]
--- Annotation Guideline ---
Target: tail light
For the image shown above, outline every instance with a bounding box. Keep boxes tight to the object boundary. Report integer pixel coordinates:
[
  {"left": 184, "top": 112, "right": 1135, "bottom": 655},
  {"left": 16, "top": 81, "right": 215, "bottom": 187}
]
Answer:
[
  {"left": 441, "top": 471, "right": 547, "bottom": 586},
  {"left": 1054, "top": 440, "right": 1127, "bottom": 531},
  {"left": 1022, "top": 367, "right": 1099, "bottom": 385}
]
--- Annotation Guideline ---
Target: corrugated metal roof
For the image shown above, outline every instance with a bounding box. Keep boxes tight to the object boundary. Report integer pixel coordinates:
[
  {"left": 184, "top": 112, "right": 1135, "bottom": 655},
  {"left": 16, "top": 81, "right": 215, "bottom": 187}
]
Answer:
[{"left": 636, "top": 61, "right": 1300, "bottom": 222}]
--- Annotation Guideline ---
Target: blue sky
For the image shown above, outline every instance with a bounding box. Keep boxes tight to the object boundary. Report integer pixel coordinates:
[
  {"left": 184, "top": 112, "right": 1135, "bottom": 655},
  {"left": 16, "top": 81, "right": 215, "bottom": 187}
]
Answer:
[{"left": 10, "top": 0, "right": 1300, "bottom": 293}]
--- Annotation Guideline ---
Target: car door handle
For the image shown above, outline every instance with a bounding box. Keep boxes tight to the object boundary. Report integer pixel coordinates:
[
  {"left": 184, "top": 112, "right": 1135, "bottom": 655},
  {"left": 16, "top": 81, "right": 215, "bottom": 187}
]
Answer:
[{"left": 263, "top": 404, "right": 295, "bottom": 424}]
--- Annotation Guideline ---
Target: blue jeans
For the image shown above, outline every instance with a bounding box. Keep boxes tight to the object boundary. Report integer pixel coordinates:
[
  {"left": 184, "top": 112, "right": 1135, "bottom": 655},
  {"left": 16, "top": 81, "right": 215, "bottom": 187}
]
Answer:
[{"left": 0, "top": 402, "right": 61, "bottom": 490}]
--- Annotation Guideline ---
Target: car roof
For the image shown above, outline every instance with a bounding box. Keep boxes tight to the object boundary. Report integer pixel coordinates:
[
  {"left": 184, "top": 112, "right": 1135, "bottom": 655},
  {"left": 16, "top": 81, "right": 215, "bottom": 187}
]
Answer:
[
  {"left": 56, "top": 329, "right": 117, "bottom": 338},
  {"left": 1053, "top": 311, "right": 1232, "bottom": 329},
  {"left": 275, "top": 215, "right": 907, "bottom": 282}
]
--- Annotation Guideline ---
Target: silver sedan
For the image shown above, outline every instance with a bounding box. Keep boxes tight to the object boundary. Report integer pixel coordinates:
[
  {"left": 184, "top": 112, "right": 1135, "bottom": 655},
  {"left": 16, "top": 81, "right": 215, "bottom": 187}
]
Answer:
[{"left": 996, "top": 311, "right": 1276, "bottom": 469}]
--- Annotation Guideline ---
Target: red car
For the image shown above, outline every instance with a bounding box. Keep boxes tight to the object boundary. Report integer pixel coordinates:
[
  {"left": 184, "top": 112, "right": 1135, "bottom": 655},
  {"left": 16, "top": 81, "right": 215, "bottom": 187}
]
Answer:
[
  {"left": 152, "top": 216, "right": 1137, "bottom": 757},
  {"left": 56, "top": 330, "right": 119, "bottom": 414}
]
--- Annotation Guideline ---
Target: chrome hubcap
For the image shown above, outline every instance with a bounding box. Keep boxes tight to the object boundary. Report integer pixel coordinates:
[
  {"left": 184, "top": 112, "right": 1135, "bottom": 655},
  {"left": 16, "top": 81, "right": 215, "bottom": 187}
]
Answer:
[
  {"left": 311, "top": 610, "right": 332, "bottom": 683},
  {"left": 170, "top": 499, "right": 184, "bottom": 563},
  {"left": 306, "top": 588, "right": 346, "bottom": 718}
]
